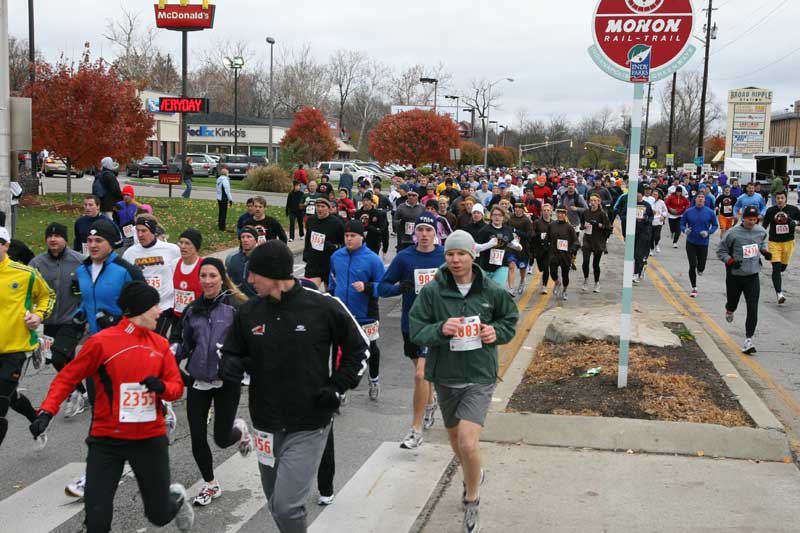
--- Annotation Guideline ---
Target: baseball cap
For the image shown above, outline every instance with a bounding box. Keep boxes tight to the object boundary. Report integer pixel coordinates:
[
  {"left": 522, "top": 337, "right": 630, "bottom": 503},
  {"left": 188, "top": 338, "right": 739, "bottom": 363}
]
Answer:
[
  {"left": 742, "top": 205, "right": 760, "bottom": 218},
  {"left": 0, "top": 226, "right": 9, "bottom": 244},
  {"left": 498, "top": 182, "right": 507, "bottom": 189},
  {"left": 471, "top": 203, "right": 485, "bottom": 214}
]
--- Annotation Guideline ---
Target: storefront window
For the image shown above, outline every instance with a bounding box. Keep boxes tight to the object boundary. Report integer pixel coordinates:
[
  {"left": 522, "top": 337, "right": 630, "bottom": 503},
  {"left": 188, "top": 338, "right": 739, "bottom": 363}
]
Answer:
[
  {"left": 207, "top": 145, "right": 232, "bottom": 155},
  {"left": 186, "top": 144, "right": 207, "bottom": 153},
  {"left": 250, "top": 146, "right": 267, "bottom": 157},
  {"left": 234, "top": 145, "right": 249, "bottom": 155}
]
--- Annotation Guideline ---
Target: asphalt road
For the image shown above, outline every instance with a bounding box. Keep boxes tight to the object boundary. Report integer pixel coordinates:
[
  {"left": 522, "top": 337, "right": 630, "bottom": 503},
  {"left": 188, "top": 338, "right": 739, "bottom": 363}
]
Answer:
[{"left": 1, "top": 238, "right": 428, "bottom": 532}]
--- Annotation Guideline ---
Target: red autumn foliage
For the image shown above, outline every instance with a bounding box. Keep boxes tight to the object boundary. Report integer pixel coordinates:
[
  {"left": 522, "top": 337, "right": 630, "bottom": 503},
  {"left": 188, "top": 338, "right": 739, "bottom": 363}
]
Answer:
[
  {"left": 280, "top": 107, "right": 338, "bottom": 163},
  {"left": 704, "top": 135, "right": 725, "bottom": 156},
  {"left": 487, "top": 146, "right": 516, "bottom": 167},
  {"left": 368, "top": 109, "right": 460, "bottom": 166},
  {"left": 25, "top": 45, "right": 154, "bottom": 195}
]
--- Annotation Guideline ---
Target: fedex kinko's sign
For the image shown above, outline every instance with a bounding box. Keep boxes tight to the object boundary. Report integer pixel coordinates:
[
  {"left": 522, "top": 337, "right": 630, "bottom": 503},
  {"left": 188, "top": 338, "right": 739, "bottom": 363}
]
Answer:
[{"left": 588, "top": 0, "right": 696, "bottom": 83}]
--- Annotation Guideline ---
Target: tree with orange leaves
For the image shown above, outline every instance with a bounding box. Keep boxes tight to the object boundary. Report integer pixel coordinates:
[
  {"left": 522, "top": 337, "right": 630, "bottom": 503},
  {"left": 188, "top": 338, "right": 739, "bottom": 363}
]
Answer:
[
  {"left": 368, "top": 109, "right": 460, "bottom": 166},
  {"left": 280, "top": 107, "right": 338, "bottom": 164},
  {"left": 25, "top": 44, "right": 154, "bottom": 203}
]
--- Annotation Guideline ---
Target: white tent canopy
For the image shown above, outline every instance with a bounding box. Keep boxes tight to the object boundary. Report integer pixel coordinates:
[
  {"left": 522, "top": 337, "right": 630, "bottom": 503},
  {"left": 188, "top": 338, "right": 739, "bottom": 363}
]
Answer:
[{"left": 724, "top": 158, "right": 757, "bottom": 174}]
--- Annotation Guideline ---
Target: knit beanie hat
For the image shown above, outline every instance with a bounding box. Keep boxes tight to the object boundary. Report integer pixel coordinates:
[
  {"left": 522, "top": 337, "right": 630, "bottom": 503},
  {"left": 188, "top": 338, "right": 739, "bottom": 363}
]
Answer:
[
  {"left": 200, "top": 256, "right": 226, "bottom": 278},
  {"left": 135, "top": 216, "right": 158, "bottom": 236},
  {"left": 444, "top": 230, "right": 476, "bottom": 259},
  {"left": 344, "top": 219, "right": 365, "bottom": 235},
  {"left": 117, "top": 281, "right": 160, "bottom": 317},
  {"left": 44, "top": 222, "right": 68, "bottom": 241},
  {"left": 88, "top": 218, "right": 122, "bottom": 248},
  {"left": 248, "top": 239, "right": 293, "bottom": 280},
  {"left": 239, "top": 226, "right": 259, "bottom": 240},
  {"left": 179, "top": 228, "right": 202, "bottom": 251}
]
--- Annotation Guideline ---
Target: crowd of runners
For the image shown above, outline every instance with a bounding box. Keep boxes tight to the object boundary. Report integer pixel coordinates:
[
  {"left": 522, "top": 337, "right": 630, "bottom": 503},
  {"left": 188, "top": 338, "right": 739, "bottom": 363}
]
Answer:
[{"left": 1, "top": 160, "right": 797, "bottom": 532}]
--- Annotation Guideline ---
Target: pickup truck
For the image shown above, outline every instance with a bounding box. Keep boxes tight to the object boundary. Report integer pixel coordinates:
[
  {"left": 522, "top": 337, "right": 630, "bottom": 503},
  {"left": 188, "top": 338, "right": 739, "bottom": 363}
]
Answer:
[{"left": 218, "top": 154, "right": 251, "bottom": 180}]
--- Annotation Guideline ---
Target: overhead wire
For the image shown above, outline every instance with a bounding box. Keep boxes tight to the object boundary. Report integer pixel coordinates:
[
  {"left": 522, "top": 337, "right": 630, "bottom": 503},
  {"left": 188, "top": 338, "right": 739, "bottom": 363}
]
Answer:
[
  {"left": 714, "top": 44, "right": 800, "bottom": 81},
  {"left": 711, "top": 0, "right": 791, "bottom": 56}
]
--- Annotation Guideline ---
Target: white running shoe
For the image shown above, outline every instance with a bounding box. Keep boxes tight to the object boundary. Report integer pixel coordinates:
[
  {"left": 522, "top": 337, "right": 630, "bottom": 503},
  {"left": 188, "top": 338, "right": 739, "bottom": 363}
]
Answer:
[
  {"left": 632, "top": 274, "right": 639, "bottom": 284},
  {"left": 742, "top": 338, "right": 757, "bottom": 355},
  {"left": 778, "top": 292, "right": 786, "bottom": 304},
  {"left": 63, "top": 391, "right": 78, "bottom": 418},
  {"left": 562, "top": 290, "right": 568, "bottom": 301},
  {"left": 400, "top": 428, "right": 423, "bottom": 450},
  {"left": 593, "top": 282, "right": 600, "bottom": 293},
  {"left": 690, "top": 288, "right": 698, "bottom": 298},
  {"left": 673, "top": 242, "right": 678, "bottom": 248},
  {"left": 233, "top": 418, "right": 253, "bottom": 457},
  {"left": 193, "top": 482, "right": 221, "bottom": 506},
  {"left": 170, "top": 483, "right": 195, "bottom": 532},
  {"left": 540, "top": 286, "right": 548, "bottom": 295},
  {"left": 582, "top": 279, "right": 588, "bottom": 292},
  {"left": 553, "top": 279, "right": 562, "bottom": 297},
  {"left": 65, "top": 475, "right": 86, "bottom": 498},
  {"left": 164, "top": 401, "right": 177, "bottom": 440},
  {"left": 725, "top": 310, "right": 734, "bottom": 323},
  {"left": 463, "top": 499, "right": 480, "bottom": 533},
  {"left": 656, "top": 245, "right": 661, "bottom": 254},
  {"left": 35, "top": 431, "right": 48, "bottom": 451},
  {"left": 318, "top": 494, "right": 336, "bottom": 506},
  {"left": 369, "top": 379, "right": 380, "bottom": 401},
  {"left": 66, "top": 393, "right": 88, "bottom": 418}
]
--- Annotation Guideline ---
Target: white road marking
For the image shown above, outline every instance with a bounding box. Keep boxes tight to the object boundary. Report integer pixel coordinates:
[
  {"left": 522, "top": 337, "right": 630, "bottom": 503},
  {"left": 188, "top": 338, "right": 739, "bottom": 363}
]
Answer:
[{"left": 0, "top": 462, "right": 86, "bottom": 533}]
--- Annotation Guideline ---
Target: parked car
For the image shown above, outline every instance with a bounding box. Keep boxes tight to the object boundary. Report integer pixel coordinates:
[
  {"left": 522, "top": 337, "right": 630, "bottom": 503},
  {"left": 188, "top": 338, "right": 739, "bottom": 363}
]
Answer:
[
  {"left": 42, "top": 157, "right": 82, "bottom": 177},
  {"left": 171, "top": 153, "right": 216, "bottom": 177},
  {"left": 218, "top": 154, "right": 251, "bottom": 179},
  {"left": 317, "top": 161, "right": 374, "bottom": 184},
  {"left": 246, "top": 156, "right": 268, "bottom": 170},
  {"left": 130, "top": 156, "right": 167, "bottom": 178}
]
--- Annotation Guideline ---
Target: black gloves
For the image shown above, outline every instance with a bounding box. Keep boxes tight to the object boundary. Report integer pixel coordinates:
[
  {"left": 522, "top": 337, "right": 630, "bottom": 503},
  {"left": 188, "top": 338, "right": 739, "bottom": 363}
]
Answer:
[
  {"left": 400, "top": 279, "right": 415, "bottom": 294},
  {"left": 762, "top": 250, "right": 773, "bottom": 261},
  {"left": 219, "top": 356, "right": 246, "bottom": 383},
  {"left": 139, "top": 375, "right": 166, "bottom": 394},
  {"left": 317, "top": 385, "right": 342, "bottom": 410},
  {"left": 29, "top": 411, "right": 53, "bottom": 439}
]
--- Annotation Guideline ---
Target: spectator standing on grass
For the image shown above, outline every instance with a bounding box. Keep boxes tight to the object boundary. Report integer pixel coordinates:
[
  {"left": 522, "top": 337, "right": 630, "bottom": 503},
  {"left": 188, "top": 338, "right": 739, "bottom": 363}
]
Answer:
[
  {"left": 339, "top": 166, "right": 354, "bottom": 196},
  {"left": 182, "top": 157, "right": 194, "bottom": 199},
  {"left": 285, "top": 181, "right": 306, "bottom": 242},
  {"left": 95, "top": 157, "right": 123, "bottom": 220},
  {"left": 216, "top": 168, "right": 233, "bottom": 231}
]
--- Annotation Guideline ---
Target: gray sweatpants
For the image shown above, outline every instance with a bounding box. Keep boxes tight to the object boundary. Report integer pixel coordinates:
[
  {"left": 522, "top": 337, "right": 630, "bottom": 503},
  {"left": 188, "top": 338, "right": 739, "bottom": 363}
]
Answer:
[{"left": 258, "top": 424, "right": 332, "bottom": 533}]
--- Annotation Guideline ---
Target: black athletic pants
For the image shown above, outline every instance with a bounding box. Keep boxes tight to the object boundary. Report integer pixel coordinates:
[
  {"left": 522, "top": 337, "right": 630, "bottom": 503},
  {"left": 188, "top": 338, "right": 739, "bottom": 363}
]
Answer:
[
  {"left": 217, "top": 200, "right": 228, "bottom": 231},
  {"left": 368, "top": 340, "right": 380, "bottom": 380},
  {"left": 535, "top": 252, "right": 550, "bottom": 287},
  {"left": 582, "top": 249, "right": 602, "bottom": 283},
  {"left": 771, "top": 262, "right": 787, "bottom": 293},
  {"left": 84, "top": 435, "right": 180, "bottom": 532},
  {"left": 550, "top": 260, "right": 570, "bottom": 288},
  {"left": 650, "top": 224, "right": 664, "bottom": 250},
  {"left": 634, "top": 234, "right": 650, "bottom": 276},
  {"left": 725, "top": 272, "right": 760, "bottom": 338},
  {"left": 317, "top": 420, "right": 335, "bottom": 497},
  {"left": 686, "top": 242, "right": 708, "bottom": 288},
  {"left": 0, "top": 352, "right": 37, "bottom": 447},
  {"left": 668, "top": 218, "right": 681, "bottom": 244},
  {"left": 288, "top": 210, "right": 305, "bottom": 240},
  {"left": 45, "top": 323, "right": 86, "bottom": 395},
  {"left": 186, "top": 381, "right": 243, "bottom": 482}
]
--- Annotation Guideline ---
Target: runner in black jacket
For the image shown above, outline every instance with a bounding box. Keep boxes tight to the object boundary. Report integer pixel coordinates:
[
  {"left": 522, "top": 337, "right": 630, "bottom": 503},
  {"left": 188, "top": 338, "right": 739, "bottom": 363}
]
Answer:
[{"left": 218, "top": 241, "right": 369, "bottom": 533}]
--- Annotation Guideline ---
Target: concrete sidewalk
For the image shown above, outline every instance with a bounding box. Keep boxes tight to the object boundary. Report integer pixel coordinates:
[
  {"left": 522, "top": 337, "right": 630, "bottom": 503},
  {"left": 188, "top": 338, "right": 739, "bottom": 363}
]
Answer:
[{"left": 419, "top": 442, "right": 800, "bottom": 532}]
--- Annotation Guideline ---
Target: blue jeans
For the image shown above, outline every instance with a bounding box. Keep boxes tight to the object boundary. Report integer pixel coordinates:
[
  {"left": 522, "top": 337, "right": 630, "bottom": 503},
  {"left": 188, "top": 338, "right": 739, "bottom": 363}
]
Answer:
[{"left": 182, "top": 178, "right": 193, "bottom": 198}]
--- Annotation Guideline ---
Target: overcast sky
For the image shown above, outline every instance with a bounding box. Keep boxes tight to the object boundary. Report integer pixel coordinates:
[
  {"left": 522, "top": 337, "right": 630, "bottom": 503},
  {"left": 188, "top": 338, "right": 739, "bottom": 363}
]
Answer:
[{"left": 8, "top": 0, "right": 800, "bottom": 129}]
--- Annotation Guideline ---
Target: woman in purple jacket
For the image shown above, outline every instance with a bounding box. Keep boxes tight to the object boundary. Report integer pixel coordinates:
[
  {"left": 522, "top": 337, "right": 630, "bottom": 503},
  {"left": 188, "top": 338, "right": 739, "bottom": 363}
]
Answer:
[{"left": 176, "top": 257, "right": 252, "bottom": 506}]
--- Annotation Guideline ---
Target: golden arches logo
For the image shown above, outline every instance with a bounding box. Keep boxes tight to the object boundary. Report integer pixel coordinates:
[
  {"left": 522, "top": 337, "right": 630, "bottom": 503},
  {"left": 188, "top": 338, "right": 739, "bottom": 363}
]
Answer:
[{"left": 158, "top": 0, "right": 210, "bottom": 9}]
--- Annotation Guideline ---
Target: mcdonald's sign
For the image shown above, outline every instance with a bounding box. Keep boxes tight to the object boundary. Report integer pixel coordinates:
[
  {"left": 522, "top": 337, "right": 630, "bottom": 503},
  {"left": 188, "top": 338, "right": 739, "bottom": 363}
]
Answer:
[{"left": 154, "top": 1, "right": 216, "bottom": 31}]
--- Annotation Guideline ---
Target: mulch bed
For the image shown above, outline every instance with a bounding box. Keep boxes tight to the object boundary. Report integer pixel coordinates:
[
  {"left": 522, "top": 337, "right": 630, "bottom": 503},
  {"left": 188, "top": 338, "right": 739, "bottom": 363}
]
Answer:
[{"left": 507, "top": 323, "right": 754, "bottom": 428}]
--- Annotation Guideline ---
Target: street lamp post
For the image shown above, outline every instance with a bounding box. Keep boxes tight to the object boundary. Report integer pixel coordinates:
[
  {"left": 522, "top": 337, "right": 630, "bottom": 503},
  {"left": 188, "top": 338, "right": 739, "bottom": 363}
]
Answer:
[
  {"left": 420, "top": 77, "right": 438, "bottom": 113},
  {"left": 482, "top": 77, "right": 514, "bottom": 169},
  {"left": 444, "top": 95, "right": 460, "bottom": 123},
  {"left": 224, "top": 56, "right": 245, "bottom": 154},
  {"left": 266, "top": 37, "right": 275, "bottom": 163},
  {"left": 498, "top": 125, "right": 507, "bottom": 146},
  {"left": 27, "top": 0, "right": 34, "bottom": 86}
]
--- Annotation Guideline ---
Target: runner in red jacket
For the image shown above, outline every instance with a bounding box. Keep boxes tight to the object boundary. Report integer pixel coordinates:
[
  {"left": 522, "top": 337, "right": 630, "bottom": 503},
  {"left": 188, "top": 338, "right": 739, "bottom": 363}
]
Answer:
[
  {"left": 665, "top": 190, "right": 691, "bottom": 247},
  {"left": 30, "top": 281, "right": 194, "bottom": 533}
]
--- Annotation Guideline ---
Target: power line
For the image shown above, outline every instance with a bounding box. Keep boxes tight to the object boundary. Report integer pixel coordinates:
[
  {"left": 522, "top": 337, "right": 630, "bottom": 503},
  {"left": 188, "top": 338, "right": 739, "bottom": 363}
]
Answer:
[
  {"left": 712, "top": 0, "right": 791, "bottom": 56},
  {"left": 714, "top": 44, "right": 800, "bottom": 81}
]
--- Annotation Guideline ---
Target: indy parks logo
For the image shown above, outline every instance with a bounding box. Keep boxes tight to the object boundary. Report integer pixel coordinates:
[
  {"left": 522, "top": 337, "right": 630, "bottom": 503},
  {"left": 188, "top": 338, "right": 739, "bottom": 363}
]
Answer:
[
  {"left": 628, "top": 44, "right": 652, "bottom": 82},
  {"left": 625, "top": 0, "right": 665, "bottom": 13}
]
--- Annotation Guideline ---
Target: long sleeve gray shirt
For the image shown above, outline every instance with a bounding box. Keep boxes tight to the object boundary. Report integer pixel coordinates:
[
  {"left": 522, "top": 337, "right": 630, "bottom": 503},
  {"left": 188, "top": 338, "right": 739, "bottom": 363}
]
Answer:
[{"left": 716, "top": 223, "right": 768, "bottom": 276}]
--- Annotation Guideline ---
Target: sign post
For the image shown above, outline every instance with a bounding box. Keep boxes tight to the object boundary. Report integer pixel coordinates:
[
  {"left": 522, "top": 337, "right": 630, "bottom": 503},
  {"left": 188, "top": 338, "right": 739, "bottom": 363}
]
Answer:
[
  {"left": 154, "top": 1, "right": 216, "bottom": 198},
  {"left": 588, "top": 0, "right": 695, "bottom": 388}
]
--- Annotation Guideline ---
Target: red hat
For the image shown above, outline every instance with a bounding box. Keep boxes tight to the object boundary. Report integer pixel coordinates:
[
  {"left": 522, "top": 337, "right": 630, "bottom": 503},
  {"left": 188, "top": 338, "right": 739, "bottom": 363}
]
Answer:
[
  {"left": 567, "top": 179, "right": 577, "bottom": 186},
  {"left": 122, "top": 185, "right": 135, "bottom": 197}
]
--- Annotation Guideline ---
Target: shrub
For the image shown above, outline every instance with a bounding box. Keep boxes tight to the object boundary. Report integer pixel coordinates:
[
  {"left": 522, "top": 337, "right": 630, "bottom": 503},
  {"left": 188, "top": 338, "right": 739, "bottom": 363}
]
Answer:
[
  {"left": 305, "top": 166, "right": 322, "bottom": 184},
  {"left": 242, "top": 164, "right": 292, "bottom": 192}
]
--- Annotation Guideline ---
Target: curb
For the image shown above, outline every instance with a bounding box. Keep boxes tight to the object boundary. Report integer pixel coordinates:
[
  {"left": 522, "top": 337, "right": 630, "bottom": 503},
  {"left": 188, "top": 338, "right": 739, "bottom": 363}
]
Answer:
[{"left": 486, "top": 311, "right": 792, "bottom": 462}]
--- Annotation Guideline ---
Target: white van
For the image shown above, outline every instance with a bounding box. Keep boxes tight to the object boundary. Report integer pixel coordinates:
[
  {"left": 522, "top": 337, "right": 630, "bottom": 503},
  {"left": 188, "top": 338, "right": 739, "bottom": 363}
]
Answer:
[{"left": 317, "top": 161, "right": 373, "bottom": 183}]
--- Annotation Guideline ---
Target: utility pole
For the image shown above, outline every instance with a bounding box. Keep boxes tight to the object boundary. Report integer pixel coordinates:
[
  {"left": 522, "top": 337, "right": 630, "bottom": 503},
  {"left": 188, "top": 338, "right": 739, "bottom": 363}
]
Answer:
[
  {"left": 667, "top": 72, "right": 677, "bottom": 174},
  {"left": 266, "top": 37, "right": 275, "bottom": 163},
  {"left": 28, "top": 0, "right": 34, "bottom": 86},
  {"left": 696, "top": 0, "right": 715, "bottom": 178},
  {"left": 1, "top": 0, "right": 10, "bottom": 226}
]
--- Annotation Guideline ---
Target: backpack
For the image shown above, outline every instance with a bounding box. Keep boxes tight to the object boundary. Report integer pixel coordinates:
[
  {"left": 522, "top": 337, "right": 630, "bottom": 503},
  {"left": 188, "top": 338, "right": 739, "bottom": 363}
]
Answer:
[{"left": 92, "top": 173, "right": 106, "bottom": 199}]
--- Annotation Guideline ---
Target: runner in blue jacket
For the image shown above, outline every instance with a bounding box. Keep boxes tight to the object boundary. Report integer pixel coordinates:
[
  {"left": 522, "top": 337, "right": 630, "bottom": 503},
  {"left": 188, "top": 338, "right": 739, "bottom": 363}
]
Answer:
[
  {"left": 329, "top": 220, "right": 385, "bottom": 400},
  {"left": 679, "top": 192, "right": 719, "bottom": 298}
]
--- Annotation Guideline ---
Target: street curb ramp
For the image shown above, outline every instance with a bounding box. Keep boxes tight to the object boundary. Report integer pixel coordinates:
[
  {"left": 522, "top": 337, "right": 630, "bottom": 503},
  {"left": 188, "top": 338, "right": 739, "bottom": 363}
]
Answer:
[{"left": 486, "top": 312, "right": 792, "bottom": 462}]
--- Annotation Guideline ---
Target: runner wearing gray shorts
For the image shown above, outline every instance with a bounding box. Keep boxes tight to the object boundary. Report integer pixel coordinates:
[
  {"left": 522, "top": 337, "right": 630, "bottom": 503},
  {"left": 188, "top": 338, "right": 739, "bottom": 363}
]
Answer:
[{"left": 409, "top": 230, "right": 518, "bottom": 533}]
